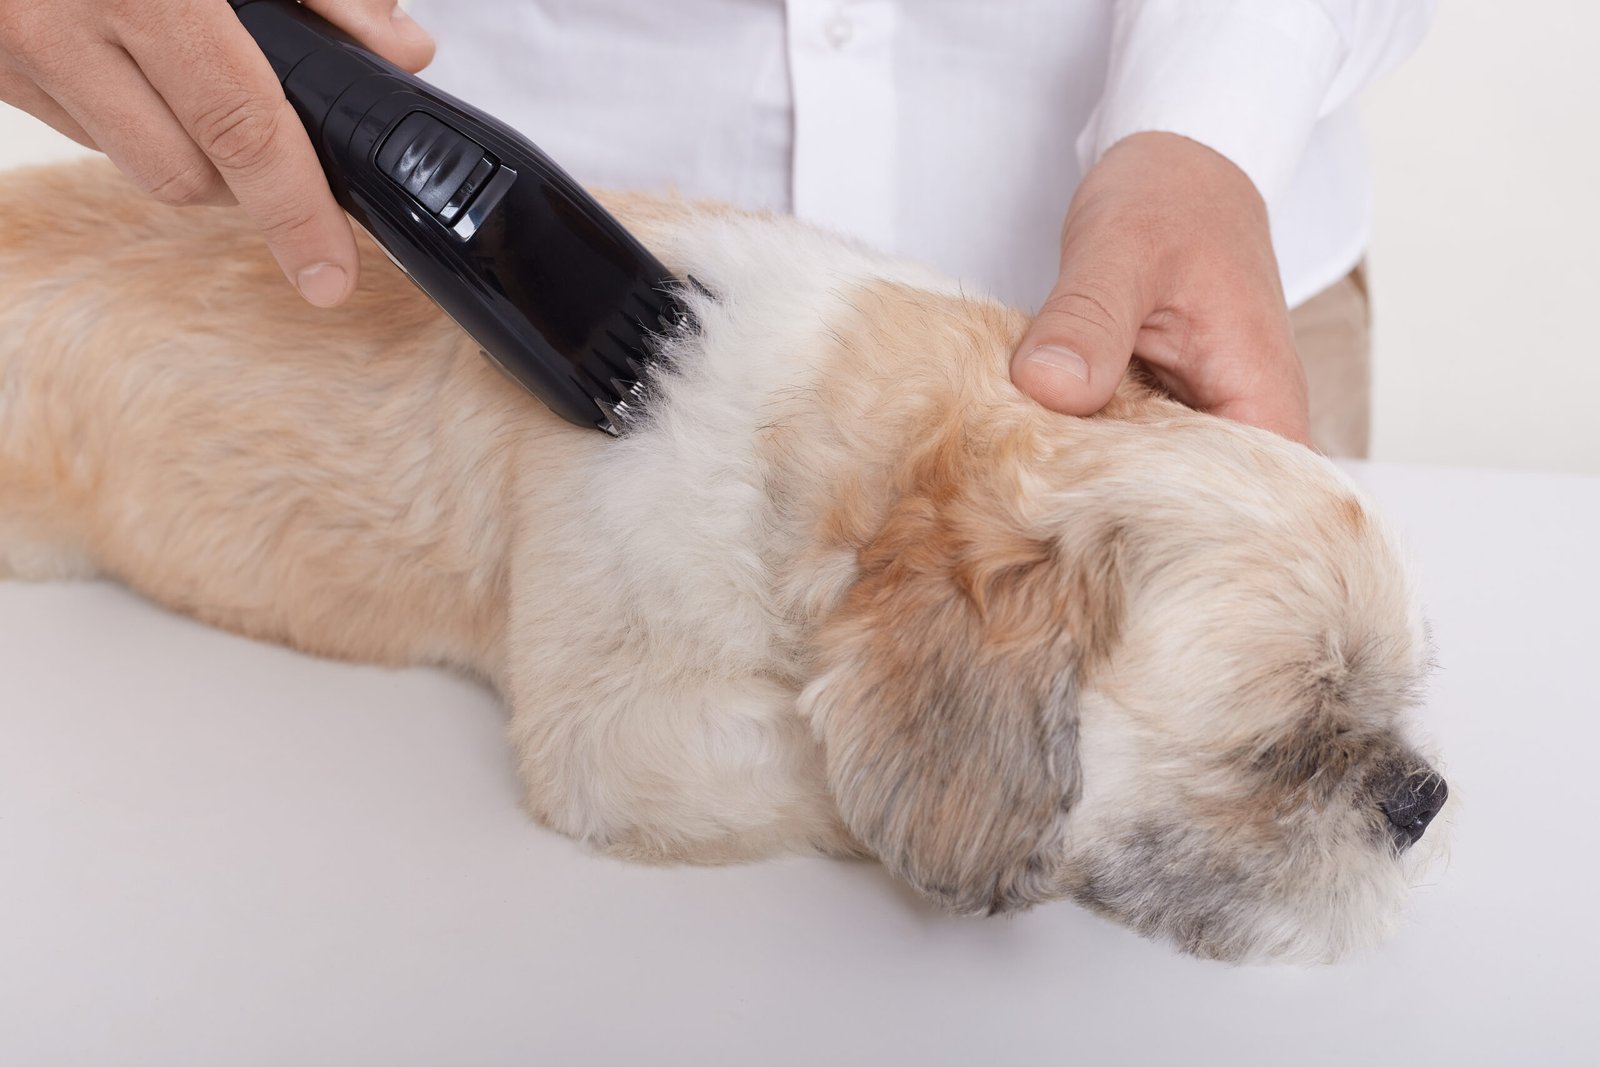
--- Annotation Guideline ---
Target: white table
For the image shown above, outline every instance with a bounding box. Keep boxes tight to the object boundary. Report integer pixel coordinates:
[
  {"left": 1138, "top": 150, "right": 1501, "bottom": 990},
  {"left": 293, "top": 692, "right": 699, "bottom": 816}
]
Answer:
[{"left": 3, "top": 461, "right": 1596, "bottom": 1065}]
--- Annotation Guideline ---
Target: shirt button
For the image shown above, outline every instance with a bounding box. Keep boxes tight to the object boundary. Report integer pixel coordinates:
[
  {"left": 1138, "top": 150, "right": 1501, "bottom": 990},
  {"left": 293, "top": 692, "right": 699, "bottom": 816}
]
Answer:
[{"left": 823, "top": 15, "right": 854, "bottom": 49}]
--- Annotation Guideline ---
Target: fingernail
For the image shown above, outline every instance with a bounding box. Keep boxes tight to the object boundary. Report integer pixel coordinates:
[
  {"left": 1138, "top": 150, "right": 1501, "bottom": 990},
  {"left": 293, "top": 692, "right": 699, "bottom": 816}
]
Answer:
[
  {"left": 296, "top": 263, "right": 349, "bottom": 308},
  {"left": 1024, "top": 345, "right": 1090, "bottom": 382},
  {"left": 391, "top": 6, "right": 434, "bottom": 46}
]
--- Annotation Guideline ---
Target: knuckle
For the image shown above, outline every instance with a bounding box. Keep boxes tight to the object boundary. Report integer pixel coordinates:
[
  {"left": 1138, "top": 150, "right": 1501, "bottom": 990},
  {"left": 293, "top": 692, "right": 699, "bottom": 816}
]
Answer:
[
  {"left": 1038, "top": 285, "right": 1127, "bottom": 341},
  {"left": 141, "top": 161, "right": 220, "bottom": 206},
  {"left": 0, "top": 4, "right": 38, "bottom": 48},
  {"left": 0, "top": 9, "right": 70, "bottom": 67},
  {"left": 257, "top": 202, "right": 323, "bottom": 244},
  {"left": 190, "top": 94, "right": 285, "bottom": 173}
]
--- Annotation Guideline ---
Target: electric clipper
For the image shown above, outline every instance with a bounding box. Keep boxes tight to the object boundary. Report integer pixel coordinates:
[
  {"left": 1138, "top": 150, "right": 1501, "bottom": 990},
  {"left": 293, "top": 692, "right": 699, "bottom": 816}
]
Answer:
[{"left": 229, "top": 0, "right": 691, "bottom": 433}]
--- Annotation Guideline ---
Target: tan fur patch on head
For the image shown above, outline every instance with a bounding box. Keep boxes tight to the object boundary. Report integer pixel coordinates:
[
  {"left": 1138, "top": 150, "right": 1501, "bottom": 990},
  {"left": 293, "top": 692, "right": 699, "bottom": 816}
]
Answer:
[
  {"left": 792, "top": 282, "right": 1139, "bottom": 914},
  {"left": 804, "top": 480, "right": 1117, "bottom": 914}
]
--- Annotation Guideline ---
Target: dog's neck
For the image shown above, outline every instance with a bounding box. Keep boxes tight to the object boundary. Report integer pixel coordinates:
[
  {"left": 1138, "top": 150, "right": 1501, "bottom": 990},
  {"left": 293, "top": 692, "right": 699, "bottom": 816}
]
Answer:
[
  {"left": 750, "top": 281, "right": 1055, "bottom": 661},
  {"left": 534, "top": 203, "right": 1174, "bottom": 684}
]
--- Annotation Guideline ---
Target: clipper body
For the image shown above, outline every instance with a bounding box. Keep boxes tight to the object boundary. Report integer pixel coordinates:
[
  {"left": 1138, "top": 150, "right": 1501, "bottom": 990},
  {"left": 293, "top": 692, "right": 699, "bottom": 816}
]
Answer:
[{"left": 230, "top": 0, "right": 689, "bottom": 432}]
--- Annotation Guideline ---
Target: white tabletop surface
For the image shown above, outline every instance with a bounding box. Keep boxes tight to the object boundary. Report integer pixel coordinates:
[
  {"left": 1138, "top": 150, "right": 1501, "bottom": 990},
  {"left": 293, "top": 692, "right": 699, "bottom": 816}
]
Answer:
[{"left": 3, "top": 460, "right": 1596, "bottom": 1065}]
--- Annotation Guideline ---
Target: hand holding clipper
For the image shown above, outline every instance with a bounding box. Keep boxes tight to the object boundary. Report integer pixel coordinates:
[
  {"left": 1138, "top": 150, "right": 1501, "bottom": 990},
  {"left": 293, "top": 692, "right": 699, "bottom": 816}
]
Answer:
[{"left": 230, "top": 0, "right": 691, "bottom": 432}]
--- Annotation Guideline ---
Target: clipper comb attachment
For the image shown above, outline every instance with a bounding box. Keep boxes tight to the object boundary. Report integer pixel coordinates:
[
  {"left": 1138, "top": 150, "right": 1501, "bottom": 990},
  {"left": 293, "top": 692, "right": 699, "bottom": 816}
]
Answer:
[{"left": 582, "top": 284, "right": 699, "bottom": 436}]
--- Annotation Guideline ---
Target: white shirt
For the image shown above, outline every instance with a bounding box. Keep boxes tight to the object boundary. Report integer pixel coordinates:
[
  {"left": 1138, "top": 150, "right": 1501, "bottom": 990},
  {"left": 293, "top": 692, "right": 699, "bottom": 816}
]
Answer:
[{"left": 409, "top": 0, "right": 1434, "bottom": 309}]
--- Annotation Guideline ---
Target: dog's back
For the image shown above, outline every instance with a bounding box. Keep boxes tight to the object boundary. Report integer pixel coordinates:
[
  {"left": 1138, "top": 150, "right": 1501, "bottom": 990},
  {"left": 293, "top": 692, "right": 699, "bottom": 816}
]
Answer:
[{"left": 0, "top": 160, "right": 531, "bottom": 670}]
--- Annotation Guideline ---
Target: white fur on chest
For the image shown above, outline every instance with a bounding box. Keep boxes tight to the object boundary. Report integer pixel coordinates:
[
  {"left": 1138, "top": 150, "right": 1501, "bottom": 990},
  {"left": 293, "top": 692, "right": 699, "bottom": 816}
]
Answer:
[
  {"left": 497, "top": 210, "right": 957, "bottom": 859},
  {"left": 576, "top": 211, "right": 961, "bottom": 674}
]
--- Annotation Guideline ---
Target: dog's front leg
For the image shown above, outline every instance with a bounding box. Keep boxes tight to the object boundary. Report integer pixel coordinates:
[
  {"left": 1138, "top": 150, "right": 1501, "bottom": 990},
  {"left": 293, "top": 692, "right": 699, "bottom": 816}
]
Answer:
[
  {"left": 498, "top": 511, "right": 856, "bottom": 863},
  {"left": 504, "top": 665, "right": 857, "bottom": 865}
]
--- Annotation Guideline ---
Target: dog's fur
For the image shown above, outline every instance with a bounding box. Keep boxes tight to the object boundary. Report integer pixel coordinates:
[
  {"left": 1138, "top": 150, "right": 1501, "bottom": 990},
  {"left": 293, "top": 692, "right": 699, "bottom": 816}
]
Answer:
[{"left": 0, "top": 160, "right": 1445, "bottom": 961}]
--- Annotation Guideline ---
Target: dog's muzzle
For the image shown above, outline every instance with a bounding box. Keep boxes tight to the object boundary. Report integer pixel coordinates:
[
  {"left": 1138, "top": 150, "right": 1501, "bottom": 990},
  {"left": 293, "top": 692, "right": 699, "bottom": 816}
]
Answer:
[{"left": 1378, "top": 767, "right": 1449, "bottom": 848}]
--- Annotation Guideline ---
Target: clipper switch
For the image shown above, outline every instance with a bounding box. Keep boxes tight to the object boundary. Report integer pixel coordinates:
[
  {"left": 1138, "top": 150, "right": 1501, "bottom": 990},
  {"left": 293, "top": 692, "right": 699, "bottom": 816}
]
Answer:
[{"left": 375, "top": 111, "right": 495, "bottom": 224}]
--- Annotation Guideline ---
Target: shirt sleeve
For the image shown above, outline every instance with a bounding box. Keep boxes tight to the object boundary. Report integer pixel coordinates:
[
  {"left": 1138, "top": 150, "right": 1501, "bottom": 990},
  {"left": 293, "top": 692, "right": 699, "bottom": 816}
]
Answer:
[{"left": 1075, "top": 0, "right": 1437, "bottom": 205}]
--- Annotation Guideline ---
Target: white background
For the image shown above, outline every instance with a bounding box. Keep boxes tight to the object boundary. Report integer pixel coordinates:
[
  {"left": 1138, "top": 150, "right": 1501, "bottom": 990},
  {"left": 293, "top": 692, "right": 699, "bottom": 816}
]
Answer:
[
  {"left": 0, "top": 0, "right": 1595, "bottom": 473},
  {"left": 4, "top": 5, "right": 1599, "bottom": 1060},
  {"left": 1364, "top": 0, "right": 1600, "bottom": 475}
]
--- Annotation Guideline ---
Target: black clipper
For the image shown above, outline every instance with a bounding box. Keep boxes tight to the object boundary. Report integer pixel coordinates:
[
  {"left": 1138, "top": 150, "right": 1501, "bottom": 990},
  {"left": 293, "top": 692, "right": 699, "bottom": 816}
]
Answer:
[{"left": 230, "top": 0, "right": 692, "bottom": 433}]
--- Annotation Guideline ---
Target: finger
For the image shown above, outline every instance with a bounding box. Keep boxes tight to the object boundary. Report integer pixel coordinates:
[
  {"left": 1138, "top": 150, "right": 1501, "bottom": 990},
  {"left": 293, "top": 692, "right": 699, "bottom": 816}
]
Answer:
[
  {"left": 1206, "top": 361, "right": 1314, "bottom": 446},
  {"left": 20, "top": 44, "right": 231, "bottom": 205},
  {"left": 0, "top": 85, "right": 97, "bottom": 151},
  {"left": 302, "top": 0, "right": 436, "bottom": 72},
  {"left": 124, "top": 6, "right": 358, "bottom": 306},
  {"left": 0, "top": 69, "right": 99, "bottom": 149},
  {"left": 1144, "top": 329, "right": 1314, "bottom": 447},
  {"left": 1010, "top": 241, "right": 1154, "bottom": 417}
]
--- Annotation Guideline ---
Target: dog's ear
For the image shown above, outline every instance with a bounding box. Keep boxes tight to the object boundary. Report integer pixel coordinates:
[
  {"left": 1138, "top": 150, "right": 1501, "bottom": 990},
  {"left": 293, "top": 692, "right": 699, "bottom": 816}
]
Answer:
[{"left": 800, "top": 477, "right": 1126, "bottom": 915}]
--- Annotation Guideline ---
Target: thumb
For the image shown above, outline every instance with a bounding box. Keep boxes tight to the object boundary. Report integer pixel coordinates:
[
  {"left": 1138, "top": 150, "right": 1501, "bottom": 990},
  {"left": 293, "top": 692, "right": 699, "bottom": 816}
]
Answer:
[{"left": 1010, "top": 254, "right": 1151, "bottom": 417}]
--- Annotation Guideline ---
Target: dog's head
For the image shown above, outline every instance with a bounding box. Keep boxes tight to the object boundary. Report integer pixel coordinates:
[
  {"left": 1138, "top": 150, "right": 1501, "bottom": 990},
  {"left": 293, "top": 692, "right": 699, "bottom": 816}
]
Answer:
[{"left": 792, "top": 285, "right": 1445, "bottom": 963}]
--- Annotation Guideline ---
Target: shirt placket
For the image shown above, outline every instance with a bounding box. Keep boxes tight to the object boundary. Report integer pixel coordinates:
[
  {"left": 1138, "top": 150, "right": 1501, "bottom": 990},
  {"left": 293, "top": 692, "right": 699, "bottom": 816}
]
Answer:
[{"left": 784, "top": 0, "right": 898, "bottom": 250}]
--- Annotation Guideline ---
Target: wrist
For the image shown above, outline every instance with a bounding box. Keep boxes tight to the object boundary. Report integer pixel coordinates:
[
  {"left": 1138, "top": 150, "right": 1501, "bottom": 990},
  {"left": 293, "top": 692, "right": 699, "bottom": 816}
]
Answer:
[
  {"left": 1070, "top": 131, "right": 1274, "bottom": 294},
  {"left": 1099, "top": 132, "right": 1267, "bottom": 215},
  {"left": 1074, "top": 0, "right": 1342, "bottom": 205}
]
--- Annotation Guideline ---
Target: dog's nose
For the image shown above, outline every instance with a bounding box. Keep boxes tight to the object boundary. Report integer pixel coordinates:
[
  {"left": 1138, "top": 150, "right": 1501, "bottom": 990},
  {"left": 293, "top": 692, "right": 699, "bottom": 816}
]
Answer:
[{"left": 1380, "top": 769, "right": 1448, "bottom": 847}]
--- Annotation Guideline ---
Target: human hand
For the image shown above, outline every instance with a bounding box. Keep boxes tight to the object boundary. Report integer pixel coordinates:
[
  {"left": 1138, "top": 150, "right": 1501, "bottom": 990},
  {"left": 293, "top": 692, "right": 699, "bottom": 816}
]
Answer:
[
  {"left": 1010, "top": 131, "right": 1312, "bottom": 445},
  {"left": 0, "top": 0, "right": 435, "bottom": 307}
]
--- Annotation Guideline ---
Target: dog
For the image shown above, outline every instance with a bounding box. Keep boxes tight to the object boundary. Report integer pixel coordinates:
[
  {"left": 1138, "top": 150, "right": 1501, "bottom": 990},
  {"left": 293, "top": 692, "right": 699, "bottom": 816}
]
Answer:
[{"left": 0, "top": 159, "right": 1447, "bottom": 962}]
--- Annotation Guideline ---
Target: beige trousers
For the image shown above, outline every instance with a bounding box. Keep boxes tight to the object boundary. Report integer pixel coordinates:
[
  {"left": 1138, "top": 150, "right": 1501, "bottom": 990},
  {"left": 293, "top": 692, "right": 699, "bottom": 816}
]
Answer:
[{"left": 1289, "top": 263, "right": 1371, "bottom": 459}]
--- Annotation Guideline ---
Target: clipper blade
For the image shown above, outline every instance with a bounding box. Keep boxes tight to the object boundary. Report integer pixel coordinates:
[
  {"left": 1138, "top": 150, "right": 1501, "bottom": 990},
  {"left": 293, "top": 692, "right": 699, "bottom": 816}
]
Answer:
[{"left": 583, "top": 281, "right": 700, "bottom": 436}]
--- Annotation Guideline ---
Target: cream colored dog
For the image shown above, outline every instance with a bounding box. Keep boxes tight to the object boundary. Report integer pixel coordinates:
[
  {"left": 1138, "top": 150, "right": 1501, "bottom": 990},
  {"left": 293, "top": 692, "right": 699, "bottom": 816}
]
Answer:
[{"left": 0, "top": 160, "right": 1447, "bottom": 962}]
